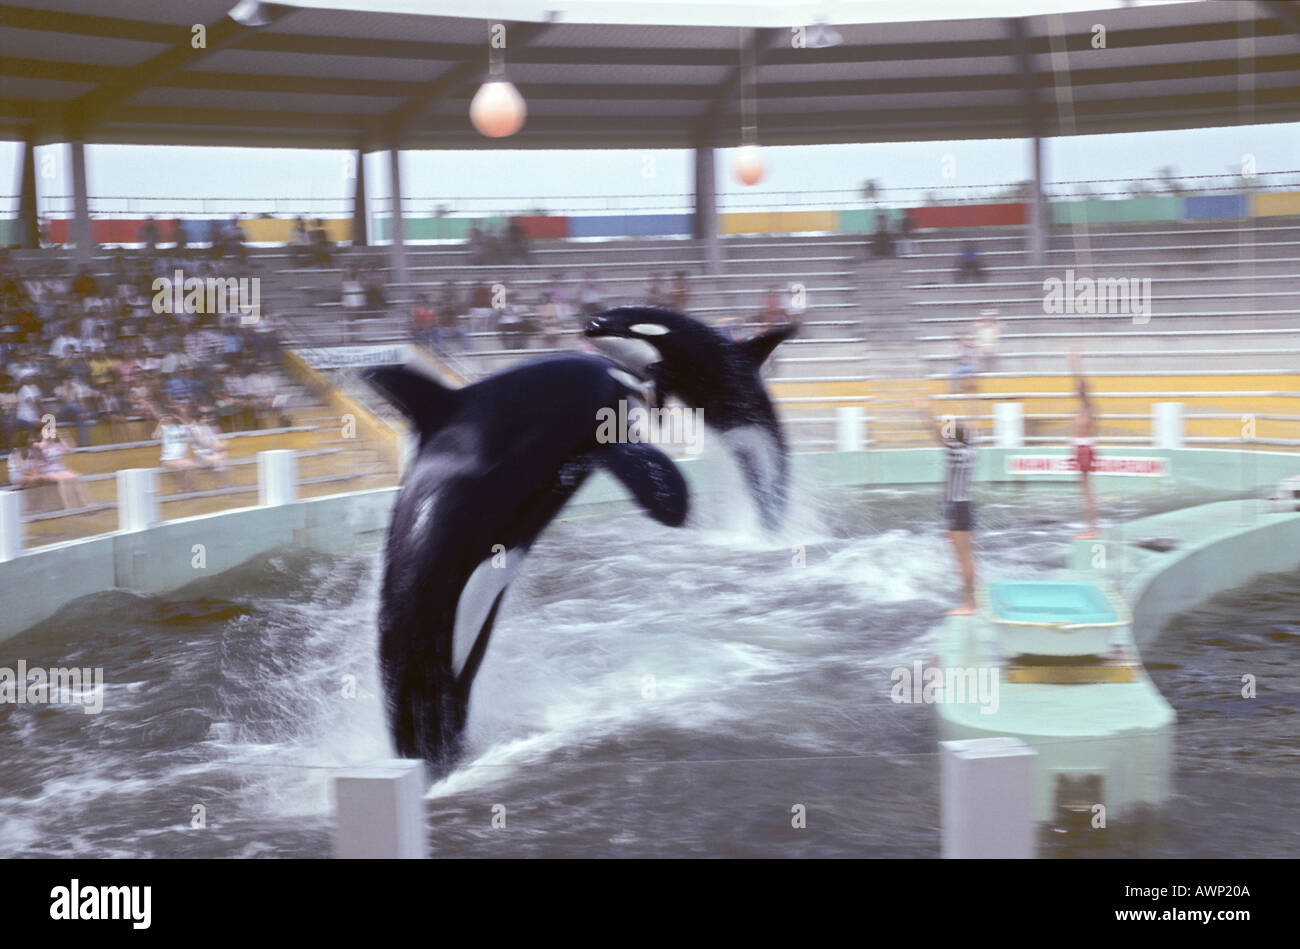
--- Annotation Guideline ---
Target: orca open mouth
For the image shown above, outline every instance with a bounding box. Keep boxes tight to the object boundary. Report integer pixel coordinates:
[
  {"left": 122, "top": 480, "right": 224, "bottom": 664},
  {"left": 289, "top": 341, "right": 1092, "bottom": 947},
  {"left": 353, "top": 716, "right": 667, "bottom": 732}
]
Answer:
[{"left": 585, "top": 323, "right": 661, "bottom": 378}]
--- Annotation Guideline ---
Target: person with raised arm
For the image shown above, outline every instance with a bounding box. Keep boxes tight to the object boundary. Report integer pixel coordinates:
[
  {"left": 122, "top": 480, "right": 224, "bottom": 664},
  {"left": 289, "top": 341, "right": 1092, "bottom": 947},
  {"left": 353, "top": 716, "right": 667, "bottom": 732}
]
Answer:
[{"left": 916, "top": 395, "right": 978, "bottom": 615}]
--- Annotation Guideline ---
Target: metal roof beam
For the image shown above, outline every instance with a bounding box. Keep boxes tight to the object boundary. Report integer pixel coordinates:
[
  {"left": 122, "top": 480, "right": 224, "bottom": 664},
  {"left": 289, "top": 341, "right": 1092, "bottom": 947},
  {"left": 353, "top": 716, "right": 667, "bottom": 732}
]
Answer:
[
  {"left": 693, "top": 26, "right": 782, "bottom": 146},
  {"left": 61, "top": 2, "right": 297, "bottom": 137}
]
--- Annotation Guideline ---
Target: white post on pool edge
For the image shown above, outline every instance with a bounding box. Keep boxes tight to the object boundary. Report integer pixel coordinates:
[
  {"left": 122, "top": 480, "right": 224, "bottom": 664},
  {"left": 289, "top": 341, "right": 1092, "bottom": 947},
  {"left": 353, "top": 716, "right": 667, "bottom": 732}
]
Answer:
[
  {"left": 993, "top": 402, "right": 1024, "bottom": 449},
  {"left": 1152, "top": 401, "right": 1184, "bottom": 449},
  {"left": 257, "top": 449, "right": 298, "bottom": 506},
  {"left": 836, "top": 405, "right": 866, "bottom": 452},
  {"left": 0, "top": 490, "right": 22, "bottom": 561},
  {"left": 334, "top": 759, "right": 427, "bottom": 859},
  {"left": 116, "top": 468, "right": 159, "bottom": 532},
  {"left": 941, "top": 737, "right": 1037, "bottom": 858}
]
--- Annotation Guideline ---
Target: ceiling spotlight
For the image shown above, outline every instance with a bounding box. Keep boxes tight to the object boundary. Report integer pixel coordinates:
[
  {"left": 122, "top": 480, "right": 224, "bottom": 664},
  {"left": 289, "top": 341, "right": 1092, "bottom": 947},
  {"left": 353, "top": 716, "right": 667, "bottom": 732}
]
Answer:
[
  {"left": 805, "top": 19, "right": 843, "bottom": 49},
  {"left": 228, "top": 1, "right": 273, "bottom": 28}
]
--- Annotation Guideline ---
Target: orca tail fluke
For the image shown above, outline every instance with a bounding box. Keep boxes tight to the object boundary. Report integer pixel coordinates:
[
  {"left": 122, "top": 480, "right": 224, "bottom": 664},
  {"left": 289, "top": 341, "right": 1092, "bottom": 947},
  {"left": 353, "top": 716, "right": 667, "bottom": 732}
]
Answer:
[{"left": 363, "top": 364, "right": 460, "bottom": 442}]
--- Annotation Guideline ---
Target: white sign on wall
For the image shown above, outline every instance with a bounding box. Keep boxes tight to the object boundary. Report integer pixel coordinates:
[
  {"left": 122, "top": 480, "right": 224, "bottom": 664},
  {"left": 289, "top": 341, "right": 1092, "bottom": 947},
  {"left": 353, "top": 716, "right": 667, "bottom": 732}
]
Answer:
[
  {"left": 294, "top": 345, "right": 409, "bottom": 370},
  {"left": 1006, "top": 455, "right": 1169, "bottom": 477}
]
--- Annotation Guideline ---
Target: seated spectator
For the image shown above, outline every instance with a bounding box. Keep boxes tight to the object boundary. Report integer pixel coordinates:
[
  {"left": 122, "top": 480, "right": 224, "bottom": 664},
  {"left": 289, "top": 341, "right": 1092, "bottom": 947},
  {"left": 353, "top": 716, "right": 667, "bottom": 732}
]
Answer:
[
  {"left": 309, "top": 219, "right": 333, "bottom": 266},
  {"left": 188, "top": 409, "right": 230, "bottom": 487},
  {"left": 154, "top": 414, "right": 196, "bottom": 493},
  {"left": 505, "top": 219, "right": 529, "bottom": 263},
  {"left": 577, "top": 272, "right": 603, "bottom": 320},
  {"left": 469, "top": 282, "right": 495, "bottom": 334},
  {"left": 361, "top": 264, "right": 387, "bottom": 312},
  {"left": 411, "top": 294, "right": 437, "bottom": 349},
  {"left": 172, "top": 218, "right": 188, "bottom": 255},
  {"left": 536, "top": 291, "right": 562, "bottom": 349},
  {"left": 949, "top": 333, "right": 979, "bottom": 395},
  {"left": 138, "top": 217, "right": 161, "bottom": 252},
  {"left": 973, "top": 308, "right": 1002, "bottom": 373},
  {"left": 54, "top": 375, "right": 94, "bottom": 447},
  {"left": 0, "top": 386, "right": 18, "bottom": 451},
  {"left": 670, "top": 271, "right": 691, "bottom": 313},
  {"left": 896, "top": 209, "right": 918, "bottom": 257},
  {"left": 6, "top": 437, "right": 39, "bottom": 488},
  {"left": 467, "top": 224, "right": 487, "bottom": 265},
  {"left": 435, "top": 297, "right": 467, "bottom": 353},
  {"left": 72, "top": 267, "right": 99, "bottom": 301},
  {"left": 216, "top": 216, "right": 247, "bottom": 264},
  {"left": 871, "top": 217, "right": 895, "bottom": 258},
  {"left": 34, "top": 427, "right": 89, "bottom": 508},
  {"left": 955, "top": 241, "right": 984, "bottom": 283},
  {"left": 290, "top": 217, "right": 312, "bottom": 266},
  {"left": 341, "top": 269, "right": 366, "bottom": 317},
  {"left": 645, "top": 272, "right": 668, "bottom": 308}
]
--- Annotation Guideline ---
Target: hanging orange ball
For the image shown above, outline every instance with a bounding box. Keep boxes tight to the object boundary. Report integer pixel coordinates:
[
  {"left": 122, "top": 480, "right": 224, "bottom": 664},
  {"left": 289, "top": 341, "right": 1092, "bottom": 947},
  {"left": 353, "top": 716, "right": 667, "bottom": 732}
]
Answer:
[
  {"left": 733, "top": 144, "right": 766, "bottom": 186},
  {"left": 470, "top": 79, "right": 527, "bottom": 138}
]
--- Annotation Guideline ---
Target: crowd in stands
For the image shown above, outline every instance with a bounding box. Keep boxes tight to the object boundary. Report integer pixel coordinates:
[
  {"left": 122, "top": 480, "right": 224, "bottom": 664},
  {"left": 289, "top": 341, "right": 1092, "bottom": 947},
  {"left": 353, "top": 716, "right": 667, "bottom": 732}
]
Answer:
[{"left": 1, "top": 240, "right": 291, "bottom": 509}]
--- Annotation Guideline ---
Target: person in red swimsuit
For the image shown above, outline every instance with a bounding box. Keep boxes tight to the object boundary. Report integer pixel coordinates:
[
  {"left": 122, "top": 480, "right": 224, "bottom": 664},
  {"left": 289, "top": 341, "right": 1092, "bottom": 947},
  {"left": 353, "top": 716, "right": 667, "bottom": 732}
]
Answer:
[{"left": 1069, "top": 347, "right": 1098, "bottom": 539}]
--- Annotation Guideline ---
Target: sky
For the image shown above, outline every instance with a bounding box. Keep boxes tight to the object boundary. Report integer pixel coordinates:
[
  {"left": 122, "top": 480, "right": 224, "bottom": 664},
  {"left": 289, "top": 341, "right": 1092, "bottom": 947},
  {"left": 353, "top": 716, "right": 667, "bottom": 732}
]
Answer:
[{"left": 3, "top": 0, "right": 1296, "bottom": 218}]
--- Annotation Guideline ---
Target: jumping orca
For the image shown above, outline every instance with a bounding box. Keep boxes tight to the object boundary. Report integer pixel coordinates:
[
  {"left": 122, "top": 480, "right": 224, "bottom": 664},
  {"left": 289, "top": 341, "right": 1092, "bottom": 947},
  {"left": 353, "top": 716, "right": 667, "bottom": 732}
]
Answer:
[
  {"left": 363, "top": 308, "right": 794, "bottom": 770},
  {"left": 585, "top": 305, "right": 797, "bottom": 531},
  {"left": 364, "top": 353, "right": 688, "bottom": 768}
]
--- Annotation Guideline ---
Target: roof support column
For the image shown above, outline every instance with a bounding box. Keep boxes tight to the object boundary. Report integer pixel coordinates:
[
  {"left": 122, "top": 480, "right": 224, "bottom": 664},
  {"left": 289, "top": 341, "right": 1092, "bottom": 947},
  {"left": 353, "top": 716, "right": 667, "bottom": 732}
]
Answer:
[
  {"left": 69, "top": 139, "right": 94, "bottom": 264},
  {"left": 352, "top": 149, "right": 369, "bottom": 248},
  {"left": 17, "top": 133, "right": 39, "bottom": 249},
  {"left": 1028, "top": 134, "right": 1047, "bottom": 268},
  {"left": 693, "top": 144, "right": 721, "bottom": 275},
  {"left": 387, "top": 145, "right": 408, "bottom": 287}
]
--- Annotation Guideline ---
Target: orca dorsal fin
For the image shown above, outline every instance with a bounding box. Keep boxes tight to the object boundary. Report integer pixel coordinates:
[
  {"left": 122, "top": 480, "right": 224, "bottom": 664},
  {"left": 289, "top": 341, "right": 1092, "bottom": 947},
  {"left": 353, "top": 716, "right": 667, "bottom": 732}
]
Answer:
[
  {"left": 735, "top": 323, "right": 798, "bottom": 367},
  {"left": 363, "top": 365, "right": 460, "bottom": 440}
]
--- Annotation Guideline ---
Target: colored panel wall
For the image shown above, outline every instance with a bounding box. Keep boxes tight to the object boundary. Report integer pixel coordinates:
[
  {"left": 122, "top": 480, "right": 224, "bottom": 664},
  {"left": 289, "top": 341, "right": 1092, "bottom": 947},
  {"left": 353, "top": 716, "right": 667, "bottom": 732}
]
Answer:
[
  {"left": 838, "top": 208, "right": 905, "bottom": 233},
  {"left": 240, "top": 217, "right": 293, "bottom": 242},
  {"left": 373, "top": 216, "right": 507, "bottom": 242},
  {"left": 1184, "top": 194, "right": 1247, "bottom": 220},
  {"left": 909, "top": 202, "right": 1026, "bottom": 229},
  {"left": 512, "top": 215, "right": 568, "bottom": 239},
  {"left": 1050, "top": 198, "right": 1182, "bottom": 226},
  {"left": 721, "top": 210, "right": 838, "bottom": 235},
  {"left": 567, "top": 213, "right": 692, "bottom": 238},
  {"left": 1253, "top": 191, "right": 1300, "bottom": 217}
]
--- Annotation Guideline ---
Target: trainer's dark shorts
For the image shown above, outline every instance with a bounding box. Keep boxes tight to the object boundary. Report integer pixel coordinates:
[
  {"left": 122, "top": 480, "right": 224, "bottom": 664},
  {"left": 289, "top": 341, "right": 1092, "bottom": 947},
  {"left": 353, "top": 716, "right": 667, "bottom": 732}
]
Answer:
[
  {"left": 1075, "top": 444, "right": 1095, "bottom": 474},
  {"left": 945, "top": 500, "right": 974, "bottom": 532}
]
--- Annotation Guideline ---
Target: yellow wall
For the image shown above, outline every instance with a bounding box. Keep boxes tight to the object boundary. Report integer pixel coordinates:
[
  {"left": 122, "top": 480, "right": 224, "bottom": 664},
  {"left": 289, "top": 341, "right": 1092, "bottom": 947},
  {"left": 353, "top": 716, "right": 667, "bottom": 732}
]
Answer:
[
  {"left": 240, "top": 217, "right": 353, "bottom": 243},
  {"left": 721, "top": 210, "right": 838, "bottom": 235},
  {"left": 1253, "top": 192, "right": 1300, "bottom": 217}
]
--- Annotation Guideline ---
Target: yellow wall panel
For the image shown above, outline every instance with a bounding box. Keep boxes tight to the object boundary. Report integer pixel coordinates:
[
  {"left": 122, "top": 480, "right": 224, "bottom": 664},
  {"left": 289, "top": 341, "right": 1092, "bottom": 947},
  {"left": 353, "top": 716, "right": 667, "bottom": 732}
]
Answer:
[{"left": 1254, "top": 192, "right": 1300, "bottom": 217}]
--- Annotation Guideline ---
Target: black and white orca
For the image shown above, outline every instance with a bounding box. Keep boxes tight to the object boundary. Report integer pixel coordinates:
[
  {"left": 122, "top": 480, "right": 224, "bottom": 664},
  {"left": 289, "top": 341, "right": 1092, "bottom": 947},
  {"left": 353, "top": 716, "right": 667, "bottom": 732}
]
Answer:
[
  {"left": 585, "top": 305, "right": 797, "bottom": 531},
  {"left": 363, "top": 308, "right": 793, "bottom": 769},
  {"left": 364, "top": 353, "right": 686, "bottom": 768}
]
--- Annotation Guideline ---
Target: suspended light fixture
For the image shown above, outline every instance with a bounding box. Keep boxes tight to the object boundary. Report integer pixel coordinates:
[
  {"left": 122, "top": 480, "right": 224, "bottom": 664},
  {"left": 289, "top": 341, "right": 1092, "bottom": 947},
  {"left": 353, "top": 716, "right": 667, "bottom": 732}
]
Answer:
[
  {"left": 731, "top": 29, "right": 766, "bottom": 186},
  {"left": 227, "top": 0, "right": 273, "bottom": 27},
  {"left": 805, "top": 19, "right": 843, "bottom": 49},
  {"left": 470, "top": 23, "right": 527, "bottom": 138}
]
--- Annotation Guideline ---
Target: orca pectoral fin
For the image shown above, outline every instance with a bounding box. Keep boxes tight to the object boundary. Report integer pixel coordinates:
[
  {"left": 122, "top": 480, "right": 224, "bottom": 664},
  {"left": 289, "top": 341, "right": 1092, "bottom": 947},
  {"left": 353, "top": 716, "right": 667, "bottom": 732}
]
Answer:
[
  {"left": 594, "top": 442, "right": 689, "bottom": 527},
  {"left": 362, "top": 364, "right": 460, "bottom": 440}
]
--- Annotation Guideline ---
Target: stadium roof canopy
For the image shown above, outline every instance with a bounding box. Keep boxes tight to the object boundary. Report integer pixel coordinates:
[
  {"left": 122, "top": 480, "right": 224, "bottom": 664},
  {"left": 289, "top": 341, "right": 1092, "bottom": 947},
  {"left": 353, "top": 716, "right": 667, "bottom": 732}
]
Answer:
[{"left": 2, "top": 0, "right": 1299, "bottom": 151}]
